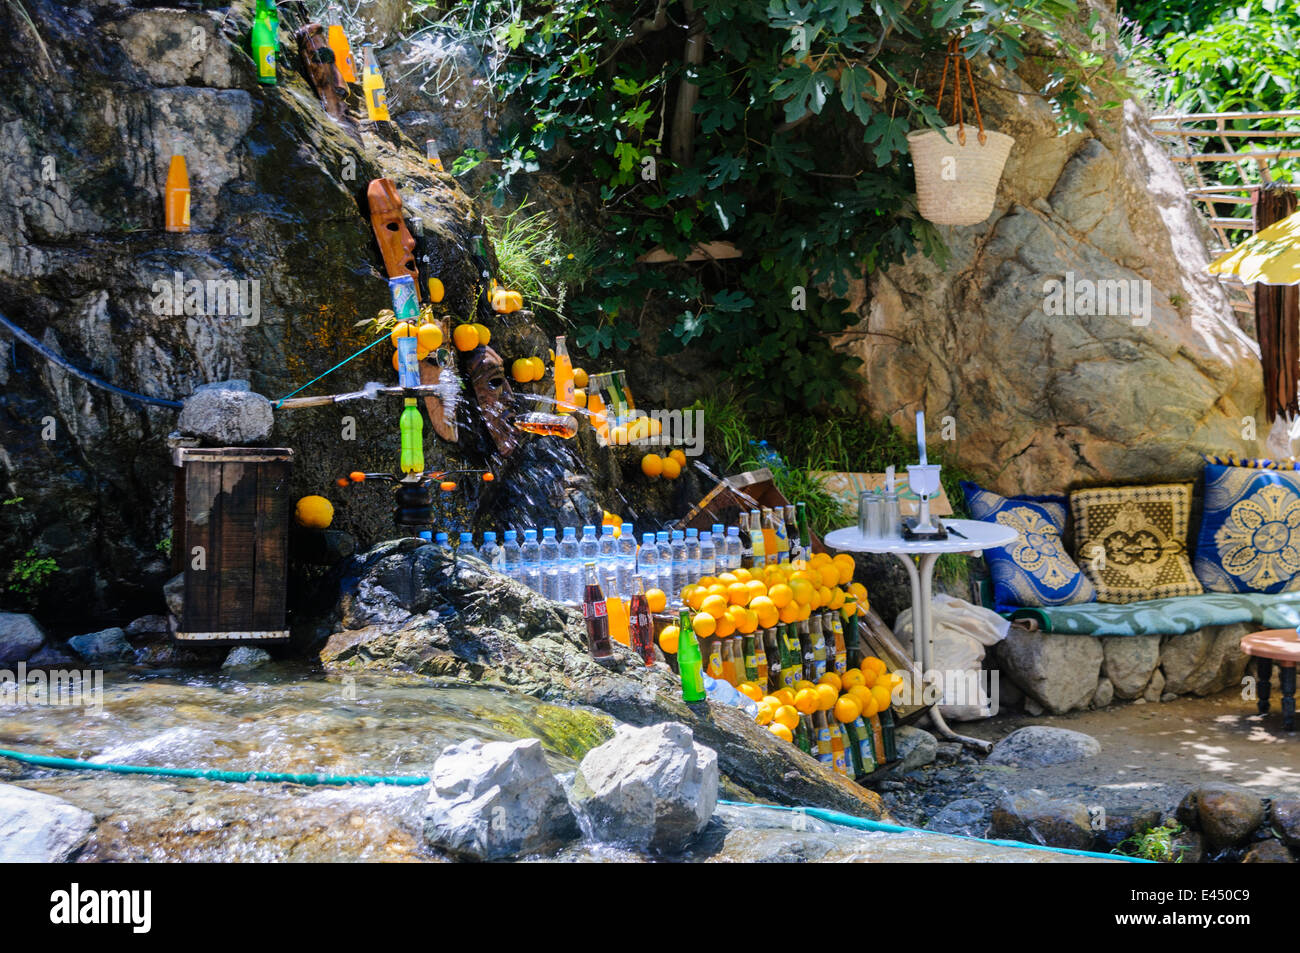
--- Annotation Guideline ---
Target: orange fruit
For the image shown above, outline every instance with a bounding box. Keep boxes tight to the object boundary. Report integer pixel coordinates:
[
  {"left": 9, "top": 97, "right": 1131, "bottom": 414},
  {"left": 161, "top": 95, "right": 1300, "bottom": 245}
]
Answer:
[
  {"left": 511, "top": 358, "right": 533, "bottom": 383},
  {"left": 832, "top": 553, "right": 856, "bottom": 584},
  {"left": 713, "top": 612, "right": 736, "bottom": 638},
  {"left": 847, "top": 684, "right": 874, "bottom": 707},
  {"left": 814, "top": 684, "right": 838, "bottom": 712},
  {"left": 842, "top": 600, "right": 858, "bottom": 618},
  {"left": 796, "top": 602, "right": 811, "bottom": 621},
  {"left": 778, "top": 602, "right": 800, "bottom": 624},
  {"left": 471, "top": 323, "right": 491, "bottom": 346},
  {"left": 745, "top": 579, "right": 768, "bottom": 602},
  {"left": 416, "top": 322, "right": 443, "bottom": 352},
  {"left": 669, "top": 449, "right": 686, "bottom": 467},
  {"left": 717, "top": 572, "right": 739, "bottom": 585},
  {"left": 684, "top": 585, "right": 706, "bottom": 611},
  {"left": 426, "top": 277, "right": 445, "bottom": 303},
  {"left": 732, "top": 568, "right": 753, "bottom": 582},
  {"left": 452, "top": 324, "right": 479, "bottom": 351},
  {"left": 641, "top": 454, "right": 664, "bottom": 478},
  {"left": 736, "top": 608, "right": 759, "bottom": 634},
  {"left": 870, "top": 684, "right": 893, "bottom": 711},
  {"left": 761, "top": 695, "right": 781, "bottom": 707},
  {"left": 750, "top": 596, "right": 778, "bottom": 629},
  {"left": 526, "top": 356, "right": 545, "bottom": 381},
  {"left": 756, "top": 703, "right": 775, "bottom": 726},
  {"left": 773, "top": 689, "right": 795, "bottom": 707},
  {"left": 789, "top": 578, "right": 813, "bottom": 605},
  {"left": 768, "top": 583, "right": 794, "bottom": 608},
  {"left": 646, "top": 418, "right": 662, "bottom": 437},
  {"left": 705, "top": 583, "right": 729, "bottom": 601},
  {"left": 389, "top": 321, "right": 416, "bottom": 346},
  {"left": 692, "top": 611, "right": 716, "bottom": 638},
  {"left": 738, "top": 682, "right": 763, "bottom": 702},
  {"left": 769, "top": 723, "right": 794, "bottom": 743},
  {"left": 573, "top": 367, "right": 589, "bottom": 388},
  {"left": 658, "top": 624, "right": 679, "bottom": 654},
  {"left": 725, "top": 604, "right": 748, "bottom": 632},
  {"left": 645, "top": 588, "right": 667, "bottom": 613},
  {"left": 850, "top": 582, "right": 869, "bottom": 604},
  {"left": 817, "top": 565, "right": 839, "bottom": 588},
  {"left": 572, "top": 388, "right": 587, "bottom": 408},
  {"left": 863, "top": 656, "right": 887, "bottom": 676},
  {"left": 727, "top": 582, "right": 752, "bottom": 606},
  {"left": 661, "top": 456, "right": 681, "bottom": 479},
  {"left": 773, "top": 705, "right": 800, "bottom": 731},
  {"left": 701, "top": 594, "right": 730, "bottom": 619},
  {"left": 841, "top": 669, "right": 865, "bottom": 690},
  {"left": 818, "top": 671, "right": 842, "bottom": 693},
  {"left": 793, "top": 688, "right": 819, "bottom": 715},
  {"left": 834, "top": 695, "right": 862, "bottom": 724},
  {"left": 829, "top": 587, "right": 846, "bottom": 610},
  {"left": 609, "top": 425, "right": 628, "bottom": 446}
]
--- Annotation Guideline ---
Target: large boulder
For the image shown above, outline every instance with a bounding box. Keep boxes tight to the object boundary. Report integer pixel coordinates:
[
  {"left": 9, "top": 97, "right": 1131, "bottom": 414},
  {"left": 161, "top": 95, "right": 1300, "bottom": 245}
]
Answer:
[
  {"left": 991, "top": 790, "right": 1095, "bottom": 851},
  {"left": 573, "top": 723, "right": 719, "bottom": 853},
  {"left": 986, "top": 726, "right": 1100, "bottom": 767},
  {"left": 0, "top": 612, "right": 45, "bottom": 665},
  {"left": 1271, "top": 798, "right": 1300, "bottom": 850},
  {"left": 894, "top": 726, "right": 938, "bottom": 772},
  {"left": 1159, "top": 625, "right": 1251, "bottom": 696},
  {"left": 1102, "top": 636, "right": 1161, "bottom": 699},
  {"left": 176, "top": 385, "right": 273, "bottom": 446},
  {"left": 423, "top": 737, "right": 578, "bottom": 861},
  {"left": 995, "top": 627, "right": 1102, "bottom": 714},
  {"left": 67, "top": 627, "right": 133, "bottom": 663},
  {"left": 1176, "top": 783, "right": 1265, "bottom": 851},
  {"left": 318, "top": 540, "right": 885, "bottom": 818},
  {"left": 0, "top": 783, "right": 95, "bottom": 862}
]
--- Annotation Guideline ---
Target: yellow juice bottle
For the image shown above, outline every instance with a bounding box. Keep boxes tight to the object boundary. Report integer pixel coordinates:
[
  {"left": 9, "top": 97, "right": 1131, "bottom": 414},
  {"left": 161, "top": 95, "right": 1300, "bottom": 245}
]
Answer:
[
  {"left": 360, "top": 43, "right": 390, "bottom": 122},
  {"left": 553, "top": 335, "right": 576, "bottom": 412},
  {"left": 606, "top": 591, "right": 630, "bottom": 646}
]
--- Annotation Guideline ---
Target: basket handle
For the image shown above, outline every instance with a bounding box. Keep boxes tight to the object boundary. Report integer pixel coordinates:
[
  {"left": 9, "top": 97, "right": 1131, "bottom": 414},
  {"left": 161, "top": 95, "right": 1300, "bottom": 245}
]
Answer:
[{"left": 934, "top": 37, "right": 987, "bottom": 147}]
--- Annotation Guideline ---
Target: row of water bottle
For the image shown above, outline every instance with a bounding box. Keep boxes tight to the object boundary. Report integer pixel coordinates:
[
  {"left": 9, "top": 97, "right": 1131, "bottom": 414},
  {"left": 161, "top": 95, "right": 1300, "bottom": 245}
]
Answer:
[{"left": 433, "top": 521, "right": 744, "bottom": 607}]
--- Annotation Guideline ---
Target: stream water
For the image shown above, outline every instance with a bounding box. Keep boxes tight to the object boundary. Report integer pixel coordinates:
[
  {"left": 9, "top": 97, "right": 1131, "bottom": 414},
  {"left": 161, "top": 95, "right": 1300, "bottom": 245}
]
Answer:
[{"left": 0, "top": 664, "right": 1111, "bottom": 862}]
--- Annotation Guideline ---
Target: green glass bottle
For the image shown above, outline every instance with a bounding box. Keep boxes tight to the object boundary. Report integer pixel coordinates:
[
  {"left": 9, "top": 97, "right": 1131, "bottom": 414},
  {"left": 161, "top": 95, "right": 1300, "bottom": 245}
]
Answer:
[
  {"left": 795, "top": 714, "right": 813, "bottom": 755},
  {"left": 252, "top": 0, "right": 278, "bottom": 85},
  {"left": 780, "top": 622, "right": 801, "bottom": 689},
  {"left": 795, "top": 501, "right": 811, "bottom": 553},
  {"left": 842, "top": 596, "right": 862, "bottom": 669},
  {"left": 741, "top": 634, "right": 759, "bottom": 684},
  {"left": 677, "top": 609, "right": 706, "bottom": 703}
]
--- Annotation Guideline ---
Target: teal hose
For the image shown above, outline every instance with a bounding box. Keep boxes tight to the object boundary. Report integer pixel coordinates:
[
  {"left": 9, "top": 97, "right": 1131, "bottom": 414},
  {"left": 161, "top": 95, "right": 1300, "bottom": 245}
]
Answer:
[
  {"left": 716, "top": 799, "right": 1154, "bottom": 863},
  {"left": 0, "top": 747, "right": 430, "bottom": 787},
  {"left": 0, "top": 748, "right": 1150, "bottom": 861}
]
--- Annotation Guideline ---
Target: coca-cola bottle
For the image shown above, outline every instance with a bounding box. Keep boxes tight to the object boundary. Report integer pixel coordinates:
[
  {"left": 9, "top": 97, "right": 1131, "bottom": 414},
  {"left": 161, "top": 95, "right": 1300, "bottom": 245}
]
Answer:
[
  {"left": 581, "top": 561, "right": 613, "bottom": 661},
  {"left": 628, "top": 574, "right": 655, "bottom": 667}
]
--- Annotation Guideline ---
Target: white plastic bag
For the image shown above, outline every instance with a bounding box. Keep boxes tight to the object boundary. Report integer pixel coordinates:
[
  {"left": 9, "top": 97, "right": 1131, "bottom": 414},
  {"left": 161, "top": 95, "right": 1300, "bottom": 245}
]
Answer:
[{"left": 894, "top": 593, "right": 1008, "bottom": 721}]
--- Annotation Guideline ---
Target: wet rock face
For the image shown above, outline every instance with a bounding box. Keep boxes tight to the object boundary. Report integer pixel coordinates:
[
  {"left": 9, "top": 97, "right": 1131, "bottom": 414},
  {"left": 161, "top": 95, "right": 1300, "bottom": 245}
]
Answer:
[
  {"left": 0, "top": 612, "right": 45, "bottom": 665},
  {"left": 986, "top": 726, "right": 1100, "bottom": 767},
  {"left": 0, "top": 783, "right": 95, "bottom": 862},
  {"left": 317, "top": 540, "right": 886, "bottom": 817},
  {"left": 1176, "top": 783, "right": 1266, "bottom": 851},
  {"left": 991, "top": 790, "right": 1095, "bottom": 851}
]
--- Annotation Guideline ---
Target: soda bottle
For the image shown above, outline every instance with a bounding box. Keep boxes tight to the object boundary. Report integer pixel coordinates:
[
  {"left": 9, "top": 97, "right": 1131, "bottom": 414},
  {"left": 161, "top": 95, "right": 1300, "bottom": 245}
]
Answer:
[
  {"left": 728, "top": 635, "right": 744, "bottom": 686},
  {"left": 628, "top": 575, "right": 655, "bottom": 666},
  {"left": 879, "top": 706, "right": 899, "bottom": 762},
  {"left": 762, "top": 628, "right": 780, "bottom": 694},
  {"left": 838, "top": 722, "right": 859, "bottom": 778},
  {"left": 795, "top": 715, "right": 813, "bottom": 755},
  {"left": 812, "top": 710, "right": 834, "bottom": 766},
  {"left": 760, "top": 508, "right": 779, "bottom": 563},
  {"left": 798, "top": 619, "right": 817, "bottom": 682},
  {"left": 749, "top": 509, "right": 767, "bottom": 567},
  {"left": 581, "top": 562, "right": 614, "bottom": 661},
  {"left": 825, "top": 609, "right": 847, "bottom": 674},
  {"left": 604, "top": 571, "right": 629, "bottom": 646},
  {"left": 399, "top": 399, "right": 423, "bottom": 474},
  {"left": 360, "top": 43, "right": 390, "bottom": 121},
  {"left": 784, "top": 505, "right": 801, "bottom": 561},
  {"left": 780, "top": 623, "right": 802, "bottom": 689},
  {"left": 869, "top": 713, "right": 888, "bottom": 764},
  {"left": 795, "top": 501, "right": 812, "bottom": 558},
  {"left": 737, "top": 512, "right": 754, "bottom": 568},
  {"left": 554, "top": 335, "right": 576, "bottom": 412},
  {"left": 829, "top": 718, "right": 849, "bottom": 776},
  {"left": 718, "top": 637, "right": 736, "bottom": 685},
  {"left": 848, "top": 716, "right": 877, "bottom": 776},
  {"left": 164, "top": 154, "right": 190, "bottom": 232},
  {"left": 842, "top": 596, "right": 862, "bottom": 668},
  {"left": 741, "top": 633, "right": 759, "bottom": 684},
  {"left": 768, "top": 507, "right": 789, "bottom": 564},
  {"left": 252, "top": 0, "right": 278, "bottom": 85},
  {"left": 326, "top": 6, "right": 358, "bottom": 82},
  {"left": 677, "top": 609, "right": 706, "bottom": 703},
  {"left": 706, "top": 636, "right": 724, "bottom": 680},
  {"left": 808, "top": 614, "right": 826, "bottom": 679}
]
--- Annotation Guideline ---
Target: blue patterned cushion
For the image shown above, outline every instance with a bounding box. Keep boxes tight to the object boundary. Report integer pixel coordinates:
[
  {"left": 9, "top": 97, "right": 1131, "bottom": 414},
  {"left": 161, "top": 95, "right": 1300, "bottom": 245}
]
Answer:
[
  {"left": 1194, "top": 464, "right": 1300, "bottom": 593},
  {"left": 960, "top": 481, "right": 1097, "bottom": 612}
]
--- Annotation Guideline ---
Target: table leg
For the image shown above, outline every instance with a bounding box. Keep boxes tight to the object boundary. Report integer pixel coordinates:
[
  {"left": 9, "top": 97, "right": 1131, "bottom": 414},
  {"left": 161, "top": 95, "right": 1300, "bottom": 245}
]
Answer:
[
  {"left": 894, "top": 553, "right": 924, "bottom": 665},
  {"left": 1257, "top": 657, "right": 1273, "bottom": 715},
  {"left": 1281, "top": 664, "right": 1296, "bottom": 731},
  {"left": 918, "top": 552, "right": 992, "bottom": 753}
]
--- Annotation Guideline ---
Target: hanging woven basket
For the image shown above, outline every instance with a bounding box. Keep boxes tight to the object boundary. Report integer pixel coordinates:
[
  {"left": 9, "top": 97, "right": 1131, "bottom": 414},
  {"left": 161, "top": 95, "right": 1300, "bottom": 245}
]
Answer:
[{"left": 907, "top": 39, "right": 1014, "bottom": 226}]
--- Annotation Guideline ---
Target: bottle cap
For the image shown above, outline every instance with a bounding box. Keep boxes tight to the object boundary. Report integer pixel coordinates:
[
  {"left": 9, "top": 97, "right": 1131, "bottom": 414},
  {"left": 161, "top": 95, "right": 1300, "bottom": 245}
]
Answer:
[
  {"left": 524, "top": 528, "right": 537, "bottom": 539},
  {"left": 728, "top": 526, "right": 739, "bottom": 536},
  {"left": 601, "top": 524, "right": 614, "bottom": 535},
  {"left": 621, "top": 522, "right": 633, "bottom": 534},
  {"left": 643, "top": 532, "right": 655, "bottom": 545},
  {"left": 435, "top": 532, "right": 449, "bottom": 543},
  {"left": 459, "top": 532, "right": 473, "bottom": 543},
  {"left": 419, "top": 531, "right": 432, "bottom": 541},
  {"left": 657, "top": 531, "right": 669, "bottom": 541},
  {"left": 712, "top": 523, "right": 724, "bottom": 535},
  {"left": 504, "top": 530, "right": 517, "bottom": 542},
  {"left": 686, "top": 528, "right": 698, "bottom": 538},
  {"left": 583, "top": 525, "right": 596, "bottom": 535},
  {"left": 671, "top": 530, "right": 684, "bottom": 540},
  {"left": 483, "top": 532, "right": 497, "bottom": 542},
  {"left": 562, "top": 526, "right": 576, "bottom": 539},
  {"left": 543, "top": 527, "right": 556, "bottom": 538}
]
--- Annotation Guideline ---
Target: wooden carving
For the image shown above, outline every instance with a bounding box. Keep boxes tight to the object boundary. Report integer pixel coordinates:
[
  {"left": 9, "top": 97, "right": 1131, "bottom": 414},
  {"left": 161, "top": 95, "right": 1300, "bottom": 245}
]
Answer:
[
  {"left": 295, "top": 23, "right": 348, "bottom": 121},
  {"left": 366, "top": 178, "right": 420, "bottom": 287}
]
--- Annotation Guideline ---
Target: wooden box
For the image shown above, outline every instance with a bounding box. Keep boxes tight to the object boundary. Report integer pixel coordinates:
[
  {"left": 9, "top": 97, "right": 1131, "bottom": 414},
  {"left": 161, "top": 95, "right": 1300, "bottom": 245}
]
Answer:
[
  {"left": 171, "top": 447, "right": 293, "bottom": 644},
  {"left": 673, "top": 468, "right": 823, "bottom": 552}
]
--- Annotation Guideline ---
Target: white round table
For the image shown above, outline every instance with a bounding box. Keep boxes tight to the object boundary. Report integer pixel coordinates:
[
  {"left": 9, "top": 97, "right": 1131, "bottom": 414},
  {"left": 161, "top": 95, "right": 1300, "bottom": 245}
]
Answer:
[{"left": 824, "top": 519, "right": 1017, "bottom": 750}]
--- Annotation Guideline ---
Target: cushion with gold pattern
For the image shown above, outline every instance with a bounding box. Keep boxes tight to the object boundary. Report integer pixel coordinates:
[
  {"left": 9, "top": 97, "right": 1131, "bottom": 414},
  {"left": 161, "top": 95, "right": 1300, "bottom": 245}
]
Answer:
[
  {"left": 1194, "top": 464, "right": 1300, "bottom": 593},
  {"left": 1070, "top": 483, "right": 1202, "bottom": 604},
  {"left": 960, "top": 481, "right": 1096, "bottom": 612}
]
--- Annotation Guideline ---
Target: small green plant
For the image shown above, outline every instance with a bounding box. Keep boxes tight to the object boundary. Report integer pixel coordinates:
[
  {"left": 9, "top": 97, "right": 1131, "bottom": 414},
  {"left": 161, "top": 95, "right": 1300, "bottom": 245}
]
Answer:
[
  {"left": 7, "top": 549, "right": 58, "bottom": 597},
  {"left": 1116, "top": 821, "right": 1185, "bottom": 862},
  {"left": 156, "top": 535, "right": 172, "bottom": 557}
]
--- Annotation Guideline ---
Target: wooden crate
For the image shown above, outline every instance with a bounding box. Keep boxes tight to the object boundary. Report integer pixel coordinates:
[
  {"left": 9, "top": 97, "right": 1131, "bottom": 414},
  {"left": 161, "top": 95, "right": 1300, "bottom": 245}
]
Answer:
[
  {"left": 172, "top": 447, "right": 293, "bottom": 644},
  {"left": 673, "top": 467, "right": 824, "bottom": 551}
]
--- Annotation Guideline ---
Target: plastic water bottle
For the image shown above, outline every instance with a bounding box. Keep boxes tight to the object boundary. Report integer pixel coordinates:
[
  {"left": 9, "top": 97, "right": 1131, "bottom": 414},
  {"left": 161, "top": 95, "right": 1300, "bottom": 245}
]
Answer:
[
  {"left": 433, "top": 531, "right": 449, "bottom": 552},
  {"left": 617, "top": 523, "right": 637, "bottom": 598},
  {"left": 502, "top": 530, "right": 522, "bottom": 582},
  {"left": 656, "top": 530, "right": 673, "bottom": 599},
  {"left": 699, "top": 531, "right": 717, "bottom": 578},
  {"left": 559, "top": 527, "right": 581, "bottom": 604},
  {"left": 703, "top": 674, "right": 760, "bottom": 717},
  {"left": 521, "top": 528, "right": 541, "bottom": 592},
  {"left": 599, "top": 524, "right": 618, "bottom": 580},
  {"left": 684, "top": 528, "right": 701, "bottom": 583},
  {"left": 725, "top": 526, "right": 741, "bottom": 570},
  {"left": 671, "top": 530, "right": 688, "bottom": 601},
  {"left": 540, "top": 527, "right": 561, "bottom": 601},
  {"left": 579, "top": 524, "right": 600, "bottom": 572},
  {"left": 480, "top": 531, "right": 503, "bottom": 570},
  {"left": 637, "top": 532, "right": 658, "bottom": 589},
  {"left": 457, "top": 531, "right": 479, "bottom": 561}
]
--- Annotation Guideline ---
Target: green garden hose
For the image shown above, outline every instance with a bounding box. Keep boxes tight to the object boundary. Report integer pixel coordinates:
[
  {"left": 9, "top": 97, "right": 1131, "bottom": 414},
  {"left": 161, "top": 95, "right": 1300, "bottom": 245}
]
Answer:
[{"left": 0, "top": 747, "right": 1150, "bottom": 861}]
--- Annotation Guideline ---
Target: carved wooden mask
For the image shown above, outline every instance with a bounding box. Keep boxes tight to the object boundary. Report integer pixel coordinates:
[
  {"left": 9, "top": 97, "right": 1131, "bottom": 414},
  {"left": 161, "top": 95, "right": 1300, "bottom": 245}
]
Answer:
[{"left": 296, "top": 23, "right": 348, "bottom": 121}]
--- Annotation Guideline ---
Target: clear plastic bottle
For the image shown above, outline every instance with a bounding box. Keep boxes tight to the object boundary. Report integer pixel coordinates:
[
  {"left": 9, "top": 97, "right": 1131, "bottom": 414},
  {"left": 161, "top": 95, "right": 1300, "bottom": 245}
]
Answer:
[
  {"left": 433, "top": 531, "right": 449, "bottom": 552},
  {"left": 579, "top": 524, "right": 600, "bottom": 572},
  {"left": 502, "top": 530, "right": 522, "bottom": 582},
  {"left": 457, "top": 531, "right": 479, "bottom": 561},
  {"left": 725, "top": 525, "right": 742, "bottom": 570},
  {"left": 480, "top": 531, "right": 503, "bottom": 570},
  {"left": 521, "top": 528, "right": 542, "bottom": 592},
  {"left": 559, "top": 527, "right": 580, "bottom": 604},
  {"left": 599, "top": 524, "right": 618, "bottom": 579},
  {"left": 684, "top": 528, "right": 701, "bottom": 583},
  {"left": 617, "top": 523, "right": 637, "bottom": 598},
  {"left": 699, "top": 531, "right": 717, "bottom": 578},
  {"left": 539, "top": 527, "right": 561, "bottom": 601},
  {"left": 637, "top": 532, "right": 658, "bottom": 587},
  {"left": 670, "top": 530, "right": 688, "bottom": 601},
  {"left": 656, "top": 530, "right": 673, "bottom": 599}
]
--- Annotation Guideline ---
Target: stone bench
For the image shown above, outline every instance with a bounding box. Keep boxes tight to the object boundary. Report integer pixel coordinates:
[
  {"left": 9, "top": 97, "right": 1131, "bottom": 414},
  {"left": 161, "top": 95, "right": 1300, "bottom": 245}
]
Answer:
[{"left": 990, "top": 592, "right": 1300, "bottom": 715}]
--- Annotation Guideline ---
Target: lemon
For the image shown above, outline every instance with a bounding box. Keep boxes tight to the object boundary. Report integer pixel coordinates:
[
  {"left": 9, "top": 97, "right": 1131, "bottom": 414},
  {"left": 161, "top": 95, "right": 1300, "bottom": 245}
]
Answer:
[
  {"left": 834, "top": 695, "right": 862, "bottom": 724},
  {"left": 511, "top": 358, "right": 533, "bottom": 383},
  {"left": 818, "top": 671, "right": 842, "bottom": 693},
  {"left": 756, "top": 703, "right": 775, "bottom": 726},
  {"left": 527, "top": 356, "right": 545, "bottom": 381},
  {"left": 814, "top": 684, "right": 838, "bottom": 712},
  {"left": 669, "top": 449, "right": 686, "bottom": 467},
  {"left": 701, "top": 594, "right": 730, "bottom": 619},
  {"left": 646, "top": 588, "right": 667, "bottom": 613},
  {"left": 713, "top": 611, "right": 736, "bottom": 638},
  {"left": 658, "top": 624, "right": 679, "bottom": 654},
  {"left": 773, "top": 705, "right": 800, "bottom": 731},
  {"left": 692, "top": 611, "right": 716, "bottom": 638},
  {"left": 641, "top": 453, "right": 664, "bottom": 478},
  {"left": 870, "top": 684, "right": 892, "bottom": 711},
  {"left": 416, "top": 322, "right": 443, "bottom": 352},
  {"left": 769, "top": 723, "right": 794, "bottom": 743},
  {"left": 738, "top": 682, "right": 763, "bottom": 702},
  {"left": 793, "top": 688, "right": 819, "bottom": 715},
  {"left": 768, "top": 583, "right": 793, "bottom": 608},
  {"left": 472, "top": 322, "right": 491, "bottom": 346},
  {"left": 294, "top": 495, "right": 334, "bottom": 529},
  {"left": 573, "top": 367, "right": 589, "bottom": 388},
  {"left": 389, "top": 321, "right": 416, "bottom": 346}
]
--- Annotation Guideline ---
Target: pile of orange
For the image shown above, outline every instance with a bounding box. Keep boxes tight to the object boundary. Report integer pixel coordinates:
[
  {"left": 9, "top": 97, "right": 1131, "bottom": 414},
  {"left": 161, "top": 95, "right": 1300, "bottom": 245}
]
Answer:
[
  {"left": 750, "top": 656, "right": 903, "bottom": 746},
  {"left": 640, "top": 448, "right": 686, "bottom": 480},
  {"left": 678, "top": 551, "right": 868, "bottom": 629}
]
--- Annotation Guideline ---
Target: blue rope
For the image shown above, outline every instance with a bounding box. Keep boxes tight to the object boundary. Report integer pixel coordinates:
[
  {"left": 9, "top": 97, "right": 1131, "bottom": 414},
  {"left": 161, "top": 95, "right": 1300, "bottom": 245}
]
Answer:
[{"left": 273, "top": 330, "right": 393, "bottom": 407}]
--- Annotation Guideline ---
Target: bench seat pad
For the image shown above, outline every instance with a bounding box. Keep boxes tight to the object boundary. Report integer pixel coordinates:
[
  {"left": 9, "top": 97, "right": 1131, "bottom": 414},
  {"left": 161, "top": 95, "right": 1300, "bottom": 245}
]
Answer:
[{"left": 1008, "top": 591, "right": 1300, "bottom": 636}]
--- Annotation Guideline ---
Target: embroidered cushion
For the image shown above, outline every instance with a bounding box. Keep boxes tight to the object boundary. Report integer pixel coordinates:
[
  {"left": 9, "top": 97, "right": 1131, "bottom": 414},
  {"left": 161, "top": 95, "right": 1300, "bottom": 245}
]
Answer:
[
  {"left": 960, "top": 481, "right": 1096, "bottom": 612},
  {"left": 1194, "top": 463, "right": 1300, "bottom": 593},
  {"left": 1070, "top": 483, "right": 1202, "bottom": 604}
]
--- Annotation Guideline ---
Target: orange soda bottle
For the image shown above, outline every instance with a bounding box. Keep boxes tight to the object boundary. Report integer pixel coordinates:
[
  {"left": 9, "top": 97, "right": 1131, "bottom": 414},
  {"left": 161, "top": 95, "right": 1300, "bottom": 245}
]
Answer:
[{"left": 164, "top": 155, "right": 190, "bottom": 232}]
